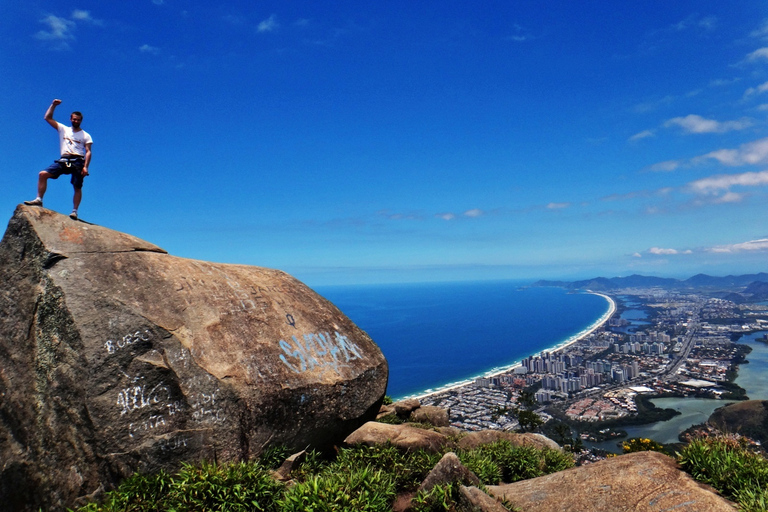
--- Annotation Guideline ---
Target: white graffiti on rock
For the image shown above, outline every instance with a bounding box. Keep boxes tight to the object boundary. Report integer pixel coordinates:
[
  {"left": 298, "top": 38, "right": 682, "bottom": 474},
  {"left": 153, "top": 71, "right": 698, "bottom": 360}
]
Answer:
[{"left": 279, "top": 331, "right": 363, "bottom": 375}]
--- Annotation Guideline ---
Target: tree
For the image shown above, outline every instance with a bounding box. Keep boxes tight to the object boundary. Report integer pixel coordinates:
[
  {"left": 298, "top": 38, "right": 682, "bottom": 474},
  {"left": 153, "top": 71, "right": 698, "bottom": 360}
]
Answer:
[{"left": 512, "top": 390, "right": 543, "bottom": 433}]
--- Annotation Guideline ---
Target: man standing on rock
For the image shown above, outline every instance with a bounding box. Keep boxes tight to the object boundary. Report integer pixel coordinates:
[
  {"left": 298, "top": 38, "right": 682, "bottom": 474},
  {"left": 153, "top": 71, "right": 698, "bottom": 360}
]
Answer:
[{"left": 24, "top": 99, "right": 93, "bottom": 220}]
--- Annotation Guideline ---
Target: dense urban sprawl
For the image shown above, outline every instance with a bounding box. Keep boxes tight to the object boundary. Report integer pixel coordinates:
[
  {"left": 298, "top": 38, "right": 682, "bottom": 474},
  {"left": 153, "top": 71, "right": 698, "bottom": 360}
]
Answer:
[{"left": 420, "top": 289, "right": 768, "bottom": 434}]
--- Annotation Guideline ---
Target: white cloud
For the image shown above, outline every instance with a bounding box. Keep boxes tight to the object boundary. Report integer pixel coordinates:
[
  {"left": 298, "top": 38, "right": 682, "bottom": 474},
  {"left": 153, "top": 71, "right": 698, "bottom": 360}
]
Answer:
[
  {"left": 664, "top": 114, "right": 752, "bottom": 134},
  {"left": 546, "top": 202, "right": 570, "bottom": 210},
  {"left": 648, "top": 160, "right": 682, "bottom": 172},
  {"left": 629, "top": 130, "right": 655, "bottom": 142},
  {"left": 747, "top": 47, "right": 768, "bottom": 61},
  {"left": 647, "top": 247, "right": 693, "bottom": 256},
  {"left": 751, "top": 20, "right": 768, "bottom": 40},
  {"left": 436, "top": 213, "right": 456, "bottom": 221},
  {"left": 139, "top": 44, "right": 160, "bottom": 54},
  {"left": 697, "top": 137, "right": 768, "bottom": 167},
  {"left": 71, "top": 10, "right": 103, "bottom": 25},
  {"left": 258, "top": 14, "right": 279, "bottom": 33},
  {"left": 744, "top": 81, "right": 768, "bottom": 98},
  {"left": 632, "top": 252, "right": 643, "bottom": 258},
  {"left": 649, "top": 247, "right": 679, "bottom": 255},
  {"left": 707, "top": 238, "right": 768, "bottom": 253},
  {"left": 687, "top": 170, "right": 768, "bottom": 196},
  {"left": 35, "top": 10, "right": 104, "bottom": 50},
  {"left": 36, "top": 15, "right": 75, "bottom": 42},
  {"left": 463, "top": 209, "right": 484, "bottom": 218}
]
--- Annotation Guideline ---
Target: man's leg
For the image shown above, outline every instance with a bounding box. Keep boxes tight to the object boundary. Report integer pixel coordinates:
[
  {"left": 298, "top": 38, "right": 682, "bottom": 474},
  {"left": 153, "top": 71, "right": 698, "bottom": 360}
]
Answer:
[
  {"left": 73, "top": 187, "right": 82, "bottom": 209},
  {"left": 25, "top": 171, "right": 53, "bottom": 206},
  {"left": 38, "top": 171, "right": 52, "bottom": 199},
  {"left": 70, "top": 187, "right": 82, "bottom": 219}
]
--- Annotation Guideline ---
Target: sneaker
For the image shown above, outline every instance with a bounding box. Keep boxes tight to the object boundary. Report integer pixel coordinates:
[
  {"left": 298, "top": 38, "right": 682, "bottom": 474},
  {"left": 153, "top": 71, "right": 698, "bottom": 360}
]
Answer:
[
  {"left": 69, "top": 210, "right": 78, "bottom": 220},
  {"left": 24, "top": 198, "right": 43, "bottom": 206}
]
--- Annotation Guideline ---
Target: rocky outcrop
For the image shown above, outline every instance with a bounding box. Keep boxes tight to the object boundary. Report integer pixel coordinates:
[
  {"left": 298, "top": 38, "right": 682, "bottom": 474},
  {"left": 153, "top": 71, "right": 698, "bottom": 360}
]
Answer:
[
  {"left": 0, "top": 205, "right": 388, "bottom": 511},
  {"left": 708, "top": 400, "right": 768, "bottom": 444},
  {"left": 344, "top": 422, "right": 448, "bottom": 453},
  {"left": 457, "top": 486, "right": 510, "bottom": 512},
  {"left": 457, "top": 430, "right": 561, "bottom": 452},
  {"left": 410, "top": 405, "right": 450, "bottom": 427},
  {"left": 418, "top": 452, "right": 480, "bottom": 493},
  {"left": 488, "top": 451, "right": 737, "bottom": 511}
]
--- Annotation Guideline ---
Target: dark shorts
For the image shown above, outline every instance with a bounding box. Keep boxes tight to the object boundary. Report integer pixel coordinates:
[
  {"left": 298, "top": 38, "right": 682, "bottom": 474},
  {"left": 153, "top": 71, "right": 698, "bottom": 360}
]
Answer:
[{"left": 44, "top": 157, "right": 86, "bottom": 189}]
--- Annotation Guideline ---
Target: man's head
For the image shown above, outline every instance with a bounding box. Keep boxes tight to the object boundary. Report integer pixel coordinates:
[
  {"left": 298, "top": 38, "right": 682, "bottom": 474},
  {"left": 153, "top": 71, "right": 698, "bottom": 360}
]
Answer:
[{"left": 70, "top": 111, "right": 83, "bottom": 129}]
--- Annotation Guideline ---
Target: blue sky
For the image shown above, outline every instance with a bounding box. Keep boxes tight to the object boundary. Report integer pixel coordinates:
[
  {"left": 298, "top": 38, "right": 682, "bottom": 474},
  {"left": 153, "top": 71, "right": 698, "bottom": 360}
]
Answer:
[{"left": 3, "top": 1, "right": 768, "bottom": 286}]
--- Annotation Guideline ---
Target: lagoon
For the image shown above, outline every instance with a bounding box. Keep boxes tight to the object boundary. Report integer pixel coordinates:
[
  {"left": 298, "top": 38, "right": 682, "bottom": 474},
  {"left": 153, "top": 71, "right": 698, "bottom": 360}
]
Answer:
[{"left": 591, "top": 331, "right": 768, "bottom": 453}]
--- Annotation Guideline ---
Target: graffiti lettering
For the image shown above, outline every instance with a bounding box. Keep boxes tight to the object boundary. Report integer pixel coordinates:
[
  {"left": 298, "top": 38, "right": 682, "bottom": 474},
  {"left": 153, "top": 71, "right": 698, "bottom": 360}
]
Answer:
[
  {"left": 105, "top": 330, "right": 151, "bottom": 354},
  {"left": 117, "top": 382, "right": 170, "bottom": 415},
  {"left": 279, "top": 331, "right": 363, "bottom": 375}
]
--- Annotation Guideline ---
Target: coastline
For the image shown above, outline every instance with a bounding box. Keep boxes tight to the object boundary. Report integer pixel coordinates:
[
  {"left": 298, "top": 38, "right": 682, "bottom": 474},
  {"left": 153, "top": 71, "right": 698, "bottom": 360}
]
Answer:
[{"left": 405, "top": 291, "right": 617, "bottom": 401}]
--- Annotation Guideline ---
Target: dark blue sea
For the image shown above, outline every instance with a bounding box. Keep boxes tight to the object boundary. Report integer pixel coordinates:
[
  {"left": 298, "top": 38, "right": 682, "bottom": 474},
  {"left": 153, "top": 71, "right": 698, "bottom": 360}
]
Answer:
[{"left": 315, "top": 280, "right": 611, "bottom": 399}]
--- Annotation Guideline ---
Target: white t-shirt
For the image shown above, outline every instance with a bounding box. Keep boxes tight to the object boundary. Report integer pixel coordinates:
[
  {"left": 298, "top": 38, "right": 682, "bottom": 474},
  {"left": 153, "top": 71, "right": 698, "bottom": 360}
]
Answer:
[{"left": 57, "top": 122, "right": 93, "bottom": 157}]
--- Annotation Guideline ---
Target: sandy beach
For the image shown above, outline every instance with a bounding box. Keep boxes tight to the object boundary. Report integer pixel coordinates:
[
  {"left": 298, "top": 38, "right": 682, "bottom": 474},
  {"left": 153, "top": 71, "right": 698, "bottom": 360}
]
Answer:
[{"left": 410, "top": 291, "right": 617, "bottom": 400}]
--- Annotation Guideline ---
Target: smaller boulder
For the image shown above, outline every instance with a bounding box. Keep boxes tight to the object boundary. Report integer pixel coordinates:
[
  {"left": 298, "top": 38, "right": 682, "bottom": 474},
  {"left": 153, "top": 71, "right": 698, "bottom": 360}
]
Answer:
[
  {"left": 271, "top": 450, "right": 307, "bottom": 482},
  {"left": 457, "top": 486, "right": 510, "bottom": 512},
  {"left": 394, "top": 398, "right": 421, "bottom": 416},
  {"left": 457, "top": 430, "right": 561, "bottom": 452},
  {"left": 418, "top": 452, "right": 480, "bottom": 493},
  {"left": 344, "top": 422, "right": 448, "bottom": 453},
  {"left": 377, "top": 403, "right": 397, "bottom": 420},
  {"left": 410, "top": 405, "right": 450, "bottom": 427}
]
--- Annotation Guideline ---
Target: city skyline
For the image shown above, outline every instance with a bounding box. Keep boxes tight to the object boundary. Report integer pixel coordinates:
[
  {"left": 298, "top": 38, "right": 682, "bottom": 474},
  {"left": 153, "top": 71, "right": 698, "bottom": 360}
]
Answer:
[{"left": 2, "top": 2, "right": 768, "bottom": 285}]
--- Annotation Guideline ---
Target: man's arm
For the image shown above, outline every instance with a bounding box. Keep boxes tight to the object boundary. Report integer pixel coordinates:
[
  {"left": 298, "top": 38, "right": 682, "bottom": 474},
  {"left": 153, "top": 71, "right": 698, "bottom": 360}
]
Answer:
[
  {"left": 83, "top": 143, "right": 92, "bottom": 176},
  {"left": 45, "top": 99, "right": 62, "bottom": 129}
]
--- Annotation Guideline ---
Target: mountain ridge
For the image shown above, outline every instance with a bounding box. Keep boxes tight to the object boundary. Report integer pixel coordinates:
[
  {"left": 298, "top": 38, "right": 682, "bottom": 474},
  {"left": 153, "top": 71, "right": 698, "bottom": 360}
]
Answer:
[{"left": 532, "top": 272, "right": 768, "bottom": 301}]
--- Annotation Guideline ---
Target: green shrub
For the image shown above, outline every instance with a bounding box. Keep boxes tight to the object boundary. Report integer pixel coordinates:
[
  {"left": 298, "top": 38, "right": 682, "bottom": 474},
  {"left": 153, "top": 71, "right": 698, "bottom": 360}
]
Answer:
[
  {"left": 410, "top": 483, "right": 458, "bottom": 512},
  {"left": 678, "top": 436, "right": 768, "bottom": 510},
  {"left": 458, "top": 441, "right": 574, "bottom": 485},
  {"left": 279, "top": 465, "right": 396, "bottom": 512},
  {"left": 163, "top": 461, "right": 284, "bottom": 512},
  {"left": 459, "top": 450, "right": 503, "bottom": 485},
  {"left": 290, "top": 449, "right": 330, "bottom": 481},
  {"left": 76, "top": 461, "right": 284, "bottom": 512},
  {"left": 333, "top": 443, "right": 441, "bottom": 492},
  {"left": 259, "top": 444, "right": 292, "bottom": 470},
  {"left": 76, "top": 470, "right": 171, "bottom": 512}
]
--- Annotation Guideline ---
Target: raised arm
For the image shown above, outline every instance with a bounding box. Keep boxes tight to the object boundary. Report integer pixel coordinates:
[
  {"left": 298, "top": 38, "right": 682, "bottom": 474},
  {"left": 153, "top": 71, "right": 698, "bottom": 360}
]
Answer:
[{"left": 44, "top": 99, "right": 62, "bottom": 129}]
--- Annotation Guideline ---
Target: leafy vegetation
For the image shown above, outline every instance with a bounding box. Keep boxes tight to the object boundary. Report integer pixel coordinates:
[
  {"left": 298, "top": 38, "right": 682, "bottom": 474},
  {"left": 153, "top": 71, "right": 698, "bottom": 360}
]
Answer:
[
  {"left": 74, "top": 430, "right": 768, "bottom": 512},
  {"left": 74, "top": 439, "right": 568, "bottom": 512},
  {"left": 458, "top": 440, "right": 574, "bottom": 485},
  {"left": 678, "top": 435, "right": 768, "bottom": 512},
  {"left": 76, "top": 461, "right": 284, "bottom": 512}
]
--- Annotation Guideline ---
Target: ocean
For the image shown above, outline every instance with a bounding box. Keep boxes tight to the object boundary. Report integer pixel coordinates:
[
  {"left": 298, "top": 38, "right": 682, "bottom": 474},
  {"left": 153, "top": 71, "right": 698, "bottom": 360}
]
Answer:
[{"left": 315, "top": 280, "right": 610, "bottom": 399}]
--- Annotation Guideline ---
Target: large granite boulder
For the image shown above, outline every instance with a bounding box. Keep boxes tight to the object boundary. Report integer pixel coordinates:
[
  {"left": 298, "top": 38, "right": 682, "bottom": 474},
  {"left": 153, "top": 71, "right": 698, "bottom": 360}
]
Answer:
[{"left": 0, "top": 205, "right": 388, "bottom": 511}]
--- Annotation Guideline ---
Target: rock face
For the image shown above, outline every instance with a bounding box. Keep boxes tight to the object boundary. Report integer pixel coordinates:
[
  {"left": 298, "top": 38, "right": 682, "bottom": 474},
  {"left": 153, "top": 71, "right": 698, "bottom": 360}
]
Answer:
[
  {"left": 0, "top": 205, "right": 388, "bottom": 511},
  {"left": 488, "top": 451, "right": 737, "bottom": 512}
]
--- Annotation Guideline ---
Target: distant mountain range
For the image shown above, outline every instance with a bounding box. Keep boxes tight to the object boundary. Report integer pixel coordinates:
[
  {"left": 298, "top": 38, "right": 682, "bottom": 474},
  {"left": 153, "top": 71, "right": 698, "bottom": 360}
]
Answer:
[{"left": 533, "top": 273, "right": 768, "bottom": 302}]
